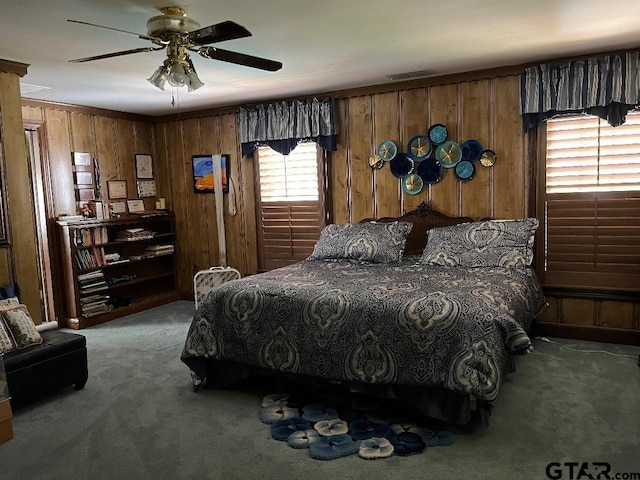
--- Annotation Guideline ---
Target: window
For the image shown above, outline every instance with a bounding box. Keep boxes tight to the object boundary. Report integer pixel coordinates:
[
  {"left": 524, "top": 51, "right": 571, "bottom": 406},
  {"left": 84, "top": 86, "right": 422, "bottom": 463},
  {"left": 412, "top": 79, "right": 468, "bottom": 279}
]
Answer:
[
  {"left": 255, "top": 142, "right": 326, "bottom": 271},
  {"left": 539, "top": 112, "right": 640, "bottom": 291}
]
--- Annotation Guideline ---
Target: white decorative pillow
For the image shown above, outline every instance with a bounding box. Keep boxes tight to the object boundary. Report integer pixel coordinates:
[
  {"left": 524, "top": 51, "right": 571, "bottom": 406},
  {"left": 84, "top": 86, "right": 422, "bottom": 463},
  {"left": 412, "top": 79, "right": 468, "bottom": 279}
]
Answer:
[
  {"left": 0, "top": 319, "right": 16, "bottom": 353},
  {"left": 0, "top": 297, "right": 20, "bottom": 310},
  {"left": 2, "top": 305, "right": 43, "bottom": 349},
  {"left": 308, "top": 222, "right": 413, "bottom": 264},
  {"left": 420, "top": 218, "right": 539, "bottom": 269}
]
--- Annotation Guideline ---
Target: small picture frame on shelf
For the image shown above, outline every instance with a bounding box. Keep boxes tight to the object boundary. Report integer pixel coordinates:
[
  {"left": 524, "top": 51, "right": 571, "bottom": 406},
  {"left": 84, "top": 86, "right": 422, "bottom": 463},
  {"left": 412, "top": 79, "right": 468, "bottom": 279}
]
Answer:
[
  {"left": 136, "top": 180, "right": 157, "bottom": 198},
  {"left": 135, "top": 154, "right": 154, "bottom": 179},
  {"left": 110, "top": 201, "right": 127, "bottom": 214},
  {"left": 107, "top": 180, "right": 127, "bottom": 199},
  {"left": 74, "top": 171, "right": 93, "bottom": 186},
  {"left": 72, "top": 152, "right": 91, "bottom": 167},
  {"left": 126, "top": 199, "right": 145, "bottom": 213}
]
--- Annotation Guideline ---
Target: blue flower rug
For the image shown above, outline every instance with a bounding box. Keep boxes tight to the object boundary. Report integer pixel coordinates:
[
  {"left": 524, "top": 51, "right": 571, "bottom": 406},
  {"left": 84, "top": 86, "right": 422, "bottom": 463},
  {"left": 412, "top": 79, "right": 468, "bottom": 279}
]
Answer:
[{"left": 260, "top": 387, "right": 455, "bottom": 460}]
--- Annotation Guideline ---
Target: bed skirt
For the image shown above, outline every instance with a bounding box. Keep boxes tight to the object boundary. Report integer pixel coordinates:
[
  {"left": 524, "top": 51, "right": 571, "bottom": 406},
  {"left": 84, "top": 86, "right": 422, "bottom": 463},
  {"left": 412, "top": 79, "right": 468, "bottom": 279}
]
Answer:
[{"left": 183, "top": 356, "right": 516, "bottom": 428}]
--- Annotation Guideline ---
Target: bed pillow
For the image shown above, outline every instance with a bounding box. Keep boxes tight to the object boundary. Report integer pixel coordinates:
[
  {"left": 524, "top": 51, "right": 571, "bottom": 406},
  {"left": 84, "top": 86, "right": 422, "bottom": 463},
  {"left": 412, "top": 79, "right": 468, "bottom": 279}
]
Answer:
[
  {"left": 0, "top": 319, "right": 16, "bottom": 353},
  {"left": 1, "top": 304, "right": 43, "bottom": 349},
  {"left": 308, "top": 221, "right": 413, "bottom": 264},
  {"left": 0, "top": 297, "right": 20, "bottom": 310},
  {"left": 420, "top": 218, "right": 539, "bottom": 268}
]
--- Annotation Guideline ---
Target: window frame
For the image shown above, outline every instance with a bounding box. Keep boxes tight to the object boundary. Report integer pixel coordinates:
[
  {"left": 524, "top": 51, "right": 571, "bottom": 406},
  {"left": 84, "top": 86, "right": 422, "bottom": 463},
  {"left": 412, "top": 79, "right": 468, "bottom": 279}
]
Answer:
[
  {"left": 253, "top": 142, "right": 329, "bottom": 272},
  {"left": 536, "top": 114, "right": 640, "bottom": 296}
]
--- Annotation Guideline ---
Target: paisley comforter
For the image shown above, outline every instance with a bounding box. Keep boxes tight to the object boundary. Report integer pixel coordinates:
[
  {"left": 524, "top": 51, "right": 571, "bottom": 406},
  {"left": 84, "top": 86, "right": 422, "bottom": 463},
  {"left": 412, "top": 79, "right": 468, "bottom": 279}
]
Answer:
[{"left": 181, "top": 258, "right": 546, "bottom": 405}]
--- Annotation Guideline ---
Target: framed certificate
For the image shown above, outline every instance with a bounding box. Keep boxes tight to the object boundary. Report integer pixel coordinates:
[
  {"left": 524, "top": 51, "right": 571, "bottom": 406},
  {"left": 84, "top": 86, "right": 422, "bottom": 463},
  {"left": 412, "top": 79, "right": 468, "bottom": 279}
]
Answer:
[
  {"left": 126, "top": 199, "right": 145, "bottom": 213},
  {"left": 107, "top": 180, "right": 127, "bottom": 199},
  {"left": 137, "top": 180, "right": 157, "bottom": 198}
]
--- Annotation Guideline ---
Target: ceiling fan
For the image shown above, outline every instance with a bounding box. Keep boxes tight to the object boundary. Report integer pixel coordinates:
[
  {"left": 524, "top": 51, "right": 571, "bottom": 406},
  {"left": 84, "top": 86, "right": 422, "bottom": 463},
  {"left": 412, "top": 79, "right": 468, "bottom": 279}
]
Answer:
[{"left": 67, "top": 6, "right": 282, "bottom": 91}]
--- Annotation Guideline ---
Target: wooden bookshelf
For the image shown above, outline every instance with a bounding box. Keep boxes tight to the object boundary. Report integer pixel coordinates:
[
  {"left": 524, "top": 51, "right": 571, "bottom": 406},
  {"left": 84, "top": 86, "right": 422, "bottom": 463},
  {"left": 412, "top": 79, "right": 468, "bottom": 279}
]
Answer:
[{"left": 57, "top": 213, "right": 180, "bottom": 329}]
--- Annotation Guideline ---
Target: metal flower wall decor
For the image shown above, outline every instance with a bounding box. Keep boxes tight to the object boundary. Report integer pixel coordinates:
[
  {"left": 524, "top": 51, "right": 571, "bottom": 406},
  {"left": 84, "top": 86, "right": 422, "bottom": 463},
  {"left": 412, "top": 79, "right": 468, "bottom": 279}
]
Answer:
[{"left": 368, "top": 123, "right": 497, "bottom": 195}]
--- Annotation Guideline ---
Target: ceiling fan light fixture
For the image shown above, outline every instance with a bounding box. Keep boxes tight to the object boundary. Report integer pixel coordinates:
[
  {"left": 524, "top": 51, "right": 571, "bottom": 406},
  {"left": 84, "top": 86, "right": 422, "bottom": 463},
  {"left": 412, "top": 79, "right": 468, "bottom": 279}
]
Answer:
[
  {"left": 167, "top": 62, "right": 189, "bottom": 87},
  {"left": 187, "top": 69, "right": 205, "bottom": 92},
  {"left": 147, "top": 66, "right": 169, "bottom": 90}
]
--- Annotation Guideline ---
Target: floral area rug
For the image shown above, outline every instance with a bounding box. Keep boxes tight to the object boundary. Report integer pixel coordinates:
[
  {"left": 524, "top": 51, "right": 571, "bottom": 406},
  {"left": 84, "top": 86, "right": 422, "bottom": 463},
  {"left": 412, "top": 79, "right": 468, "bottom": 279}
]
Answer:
[{"left": 259, "top": 386, "right": 455, "bottom": 461}]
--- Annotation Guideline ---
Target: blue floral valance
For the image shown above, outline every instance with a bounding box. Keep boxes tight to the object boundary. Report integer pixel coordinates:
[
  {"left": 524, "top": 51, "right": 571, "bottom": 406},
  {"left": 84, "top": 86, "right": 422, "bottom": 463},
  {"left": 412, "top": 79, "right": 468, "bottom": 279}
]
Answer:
[
  {"left": 520, "top": 50, "right": 640, "bottom": 131},
  {"left": 239, "top": 97, "right": 338, "bottom": 157}
]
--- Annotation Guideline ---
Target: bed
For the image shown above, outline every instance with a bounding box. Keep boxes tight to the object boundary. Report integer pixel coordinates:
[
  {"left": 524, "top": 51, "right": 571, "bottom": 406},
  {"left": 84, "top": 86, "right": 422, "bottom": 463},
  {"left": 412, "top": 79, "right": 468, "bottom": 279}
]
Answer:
[{"left": 181, "top": 203, "right": 546, "bottom": 426}]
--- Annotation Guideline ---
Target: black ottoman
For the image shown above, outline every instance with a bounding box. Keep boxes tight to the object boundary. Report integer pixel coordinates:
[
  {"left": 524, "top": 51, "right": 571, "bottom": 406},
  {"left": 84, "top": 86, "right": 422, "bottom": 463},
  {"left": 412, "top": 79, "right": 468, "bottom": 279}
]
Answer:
[{"left": 3, "top": 329, "right": 88, "bottom": 406}]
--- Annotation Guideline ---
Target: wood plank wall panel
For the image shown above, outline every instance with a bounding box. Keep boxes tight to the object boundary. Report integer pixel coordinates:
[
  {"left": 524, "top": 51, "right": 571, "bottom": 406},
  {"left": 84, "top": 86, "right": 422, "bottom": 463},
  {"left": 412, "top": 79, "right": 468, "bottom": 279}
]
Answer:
[
  {"left": 44, "top": 109, "right": 75, "bottom": 216},
  {"left": 459, "top": 80, "right": 492, "bottom": 219},
  {"left": 428, "top": 83, "right": 460, "bottom": 216},
  {"left": 94, "top": 116, "right": 119, "bottom": 201},
  {"left": 114, "top": 119, "right": 137, "bottom": 203},
  {"left": 400, "top": 88, "right": 429, "bottom": 213},
  {"left": 177, "top": 117, "right": 211, "bottom": 278},
  {"left": 373, "top": 92, "right": 401, "bottom": 219},
  {"left": 345, "top": 96, "right": 374, "bottom": 223},
  {"left": 493, "top": 76, "right": 525, "bottom": 218},
  {"left": 330, "top": 98, "right": 350, "bottom": 224}
]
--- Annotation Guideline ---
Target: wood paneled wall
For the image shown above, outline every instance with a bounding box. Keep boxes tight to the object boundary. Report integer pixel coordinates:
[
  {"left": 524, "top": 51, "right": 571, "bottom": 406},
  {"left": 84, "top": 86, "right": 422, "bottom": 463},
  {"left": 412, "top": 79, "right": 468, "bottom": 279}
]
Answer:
[
  {"left": 17, "top": 62, "right": 639, "bottom": 344},
  {"left": 153, "top": 72, "right": 529, "bottom": 291},
  {"left": 21, "top": 103, "right": 155, "bottom": 322},
  {"left": 0, "top": 61, "right": 42, "bottom": 323}
]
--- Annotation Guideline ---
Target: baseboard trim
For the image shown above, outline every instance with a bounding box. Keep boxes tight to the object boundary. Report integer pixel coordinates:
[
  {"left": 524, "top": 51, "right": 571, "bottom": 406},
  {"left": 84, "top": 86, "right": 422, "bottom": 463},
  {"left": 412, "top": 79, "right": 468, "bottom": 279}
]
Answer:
[{"left": 534, "top": 322, "right": 640, "bottom": 346}]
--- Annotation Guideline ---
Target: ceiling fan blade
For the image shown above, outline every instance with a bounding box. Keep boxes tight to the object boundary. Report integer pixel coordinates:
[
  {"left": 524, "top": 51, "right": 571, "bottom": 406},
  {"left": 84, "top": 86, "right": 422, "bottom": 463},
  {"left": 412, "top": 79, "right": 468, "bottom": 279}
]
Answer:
[
  {"left": 67, "top": 19, "right": 166, "bottom": 43},
  {"left": 198, "top": 47, "right": 282, "bottom": 71},
  {"left": 188, "top": 20, "right": 251, "bottom": 45},
  {"left": 69, "top": 46, "right": 164, "bottom": 63}
]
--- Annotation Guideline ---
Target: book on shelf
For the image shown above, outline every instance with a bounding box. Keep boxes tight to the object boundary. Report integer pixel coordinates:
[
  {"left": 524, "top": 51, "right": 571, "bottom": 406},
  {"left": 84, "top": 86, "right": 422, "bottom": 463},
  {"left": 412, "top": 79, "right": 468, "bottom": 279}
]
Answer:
[
  {"left": 115, "top": 228, "right": 155, "bottom": 241},
  {"left": 74, "top": 226, "right": 108, "bottom": 246},
  {"left": 144, "top": 244, "right": 174, "bottom": 256},
  {"left": 75, "top": 247, "right": 106, "bottom": 269}
]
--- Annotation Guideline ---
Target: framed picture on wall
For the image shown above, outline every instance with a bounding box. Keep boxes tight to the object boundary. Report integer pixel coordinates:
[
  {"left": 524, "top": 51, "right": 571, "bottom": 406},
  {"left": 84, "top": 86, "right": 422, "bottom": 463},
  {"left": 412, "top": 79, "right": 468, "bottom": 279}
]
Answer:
[
  {"left": 72, "top": 152, "right": 91, "bottom": 166},
  {"left": 107, "top": 180, "right": 127, "bottom": 199},
  {"left": 192, "top": 154, "right": 229, "bottom": 193},
  {"left": 74, "top": 171, "right": 93, "bottom": 186},
  {"left": 77, "top": 188, "right": 95, "bottom": 202},
  {"left": 135, "top": 154, "right": 154, "bottom": 179},
  {"left": 136, "top": 180, "right": 157, "bottom": 198}
]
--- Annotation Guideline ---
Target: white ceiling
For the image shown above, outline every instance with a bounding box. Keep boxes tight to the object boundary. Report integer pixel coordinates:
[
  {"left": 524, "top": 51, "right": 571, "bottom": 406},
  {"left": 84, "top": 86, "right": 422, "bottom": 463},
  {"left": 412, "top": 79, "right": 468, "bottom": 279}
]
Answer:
[{"left": 4, "top": 0, "right": 640, "bottom": 116}]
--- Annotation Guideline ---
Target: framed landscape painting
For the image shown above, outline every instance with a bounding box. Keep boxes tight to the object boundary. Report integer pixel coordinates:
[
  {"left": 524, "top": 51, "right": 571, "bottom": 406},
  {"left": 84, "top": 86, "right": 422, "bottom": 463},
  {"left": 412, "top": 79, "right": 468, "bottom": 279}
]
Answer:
[{"left": 192, "top": 154, "right": 229, "bottom": 193}]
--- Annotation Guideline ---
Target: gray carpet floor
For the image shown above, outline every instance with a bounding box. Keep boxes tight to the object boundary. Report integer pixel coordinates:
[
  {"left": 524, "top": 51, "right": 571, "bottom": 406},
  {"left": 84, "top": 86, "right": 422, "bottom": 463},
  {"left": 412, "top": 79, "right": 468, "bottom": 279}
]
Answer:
[{"left": 1, "top": 300, "right": 638, "bottom": 480}]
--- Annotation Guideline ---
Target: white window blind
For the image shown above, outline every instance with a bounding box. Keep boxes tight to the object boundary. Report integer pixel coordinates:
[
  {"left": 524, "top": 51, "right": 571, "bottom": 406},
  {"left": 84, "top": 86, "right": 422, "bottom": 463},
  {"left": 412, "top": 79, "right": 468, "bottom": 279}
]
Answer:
[
  {"left": 542, "top": 113, "right": 640, "bottom": 291},
  {"left": 258, "top": 143, "right": 319, "bottom": 202},
  {"left": 546, "top": 112, "right": 640, "bottom": 194},
  {"left": 256, "top": 143, "right": 324, "bottom": 271}
]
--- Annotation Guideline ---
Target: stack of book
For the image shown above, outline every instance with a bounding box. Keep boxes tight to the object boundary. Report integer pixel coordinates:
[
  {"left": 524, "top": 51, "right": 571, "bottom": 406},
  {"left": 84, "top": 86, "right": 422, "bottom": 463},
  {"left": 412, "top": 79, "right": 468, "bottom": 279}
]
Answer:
[
  {"left": 80, "top": 294, "right": 113, "bottom": 317},
  {"left": 78, "top": 270, "right": 112, "bottom": 317},
  {"left": 78, "top": 270, "right": 107, "bottom": 294},
  {"left": 104, "top": 252, "right": 130, "bottom": 265},
  {"left": 144, "top": 244, "right": 174, "bottom": 257},
  {"left": 115, "top": 228, "right": 155, "bottom": 242}
]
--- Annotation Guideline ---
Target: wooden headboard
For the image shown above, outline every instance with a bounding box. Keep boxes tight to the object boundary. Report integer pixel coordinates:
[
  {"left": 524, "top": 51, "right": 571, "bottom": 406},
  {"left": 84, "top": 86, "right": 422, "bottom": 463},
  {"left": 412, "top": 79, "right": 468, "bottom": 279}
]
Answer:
[{"left": 361, "top": 202, "right": 474, "bottom": 255}]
